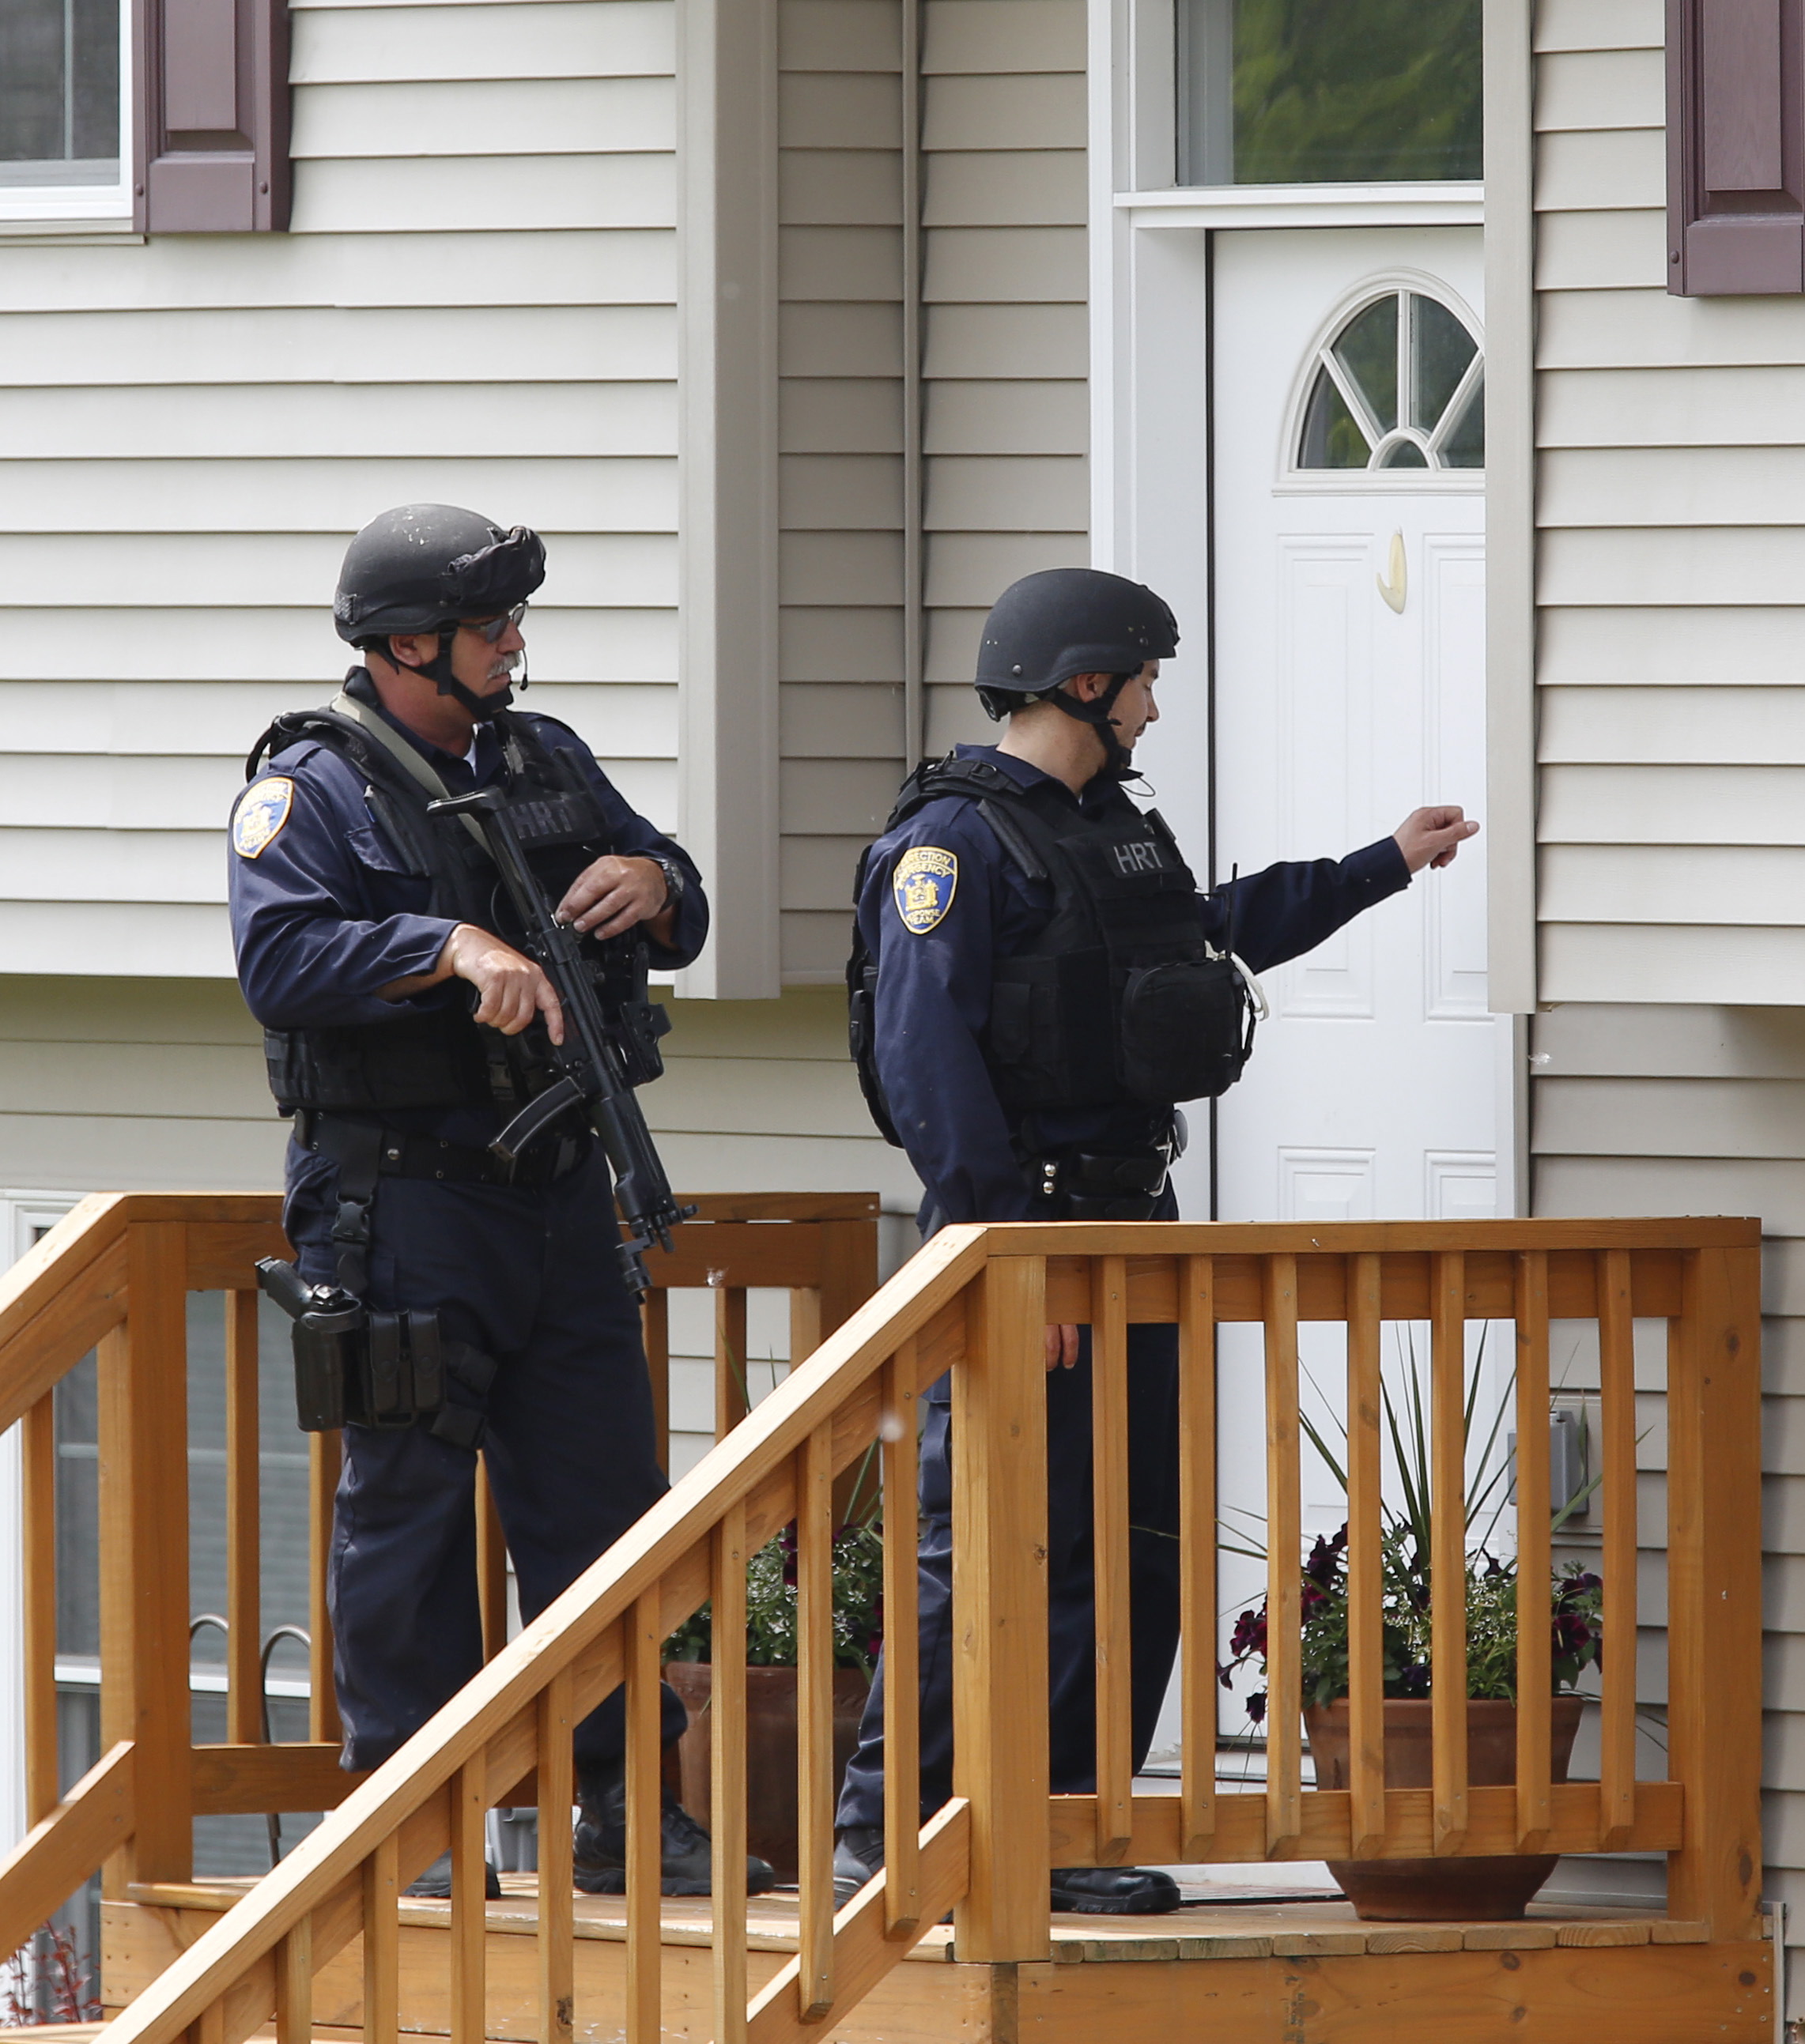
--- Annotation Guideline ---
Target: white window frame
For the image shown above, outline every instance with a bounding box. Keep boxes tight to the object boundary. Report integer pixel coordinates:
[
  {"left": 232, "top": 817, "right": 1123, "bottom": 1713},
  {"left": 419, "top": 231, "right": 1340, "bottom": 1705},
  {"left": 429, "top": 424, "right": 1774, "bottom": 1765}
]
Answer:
[
  {"left": 0, "top": 0, "right": 134, "bottom": 227},
  {"left": 0, "top": 1192, "right": 85, "bottom": 1856},
  {"left": 1275, "top": 269, "right": 1486, "bottom": 496}
]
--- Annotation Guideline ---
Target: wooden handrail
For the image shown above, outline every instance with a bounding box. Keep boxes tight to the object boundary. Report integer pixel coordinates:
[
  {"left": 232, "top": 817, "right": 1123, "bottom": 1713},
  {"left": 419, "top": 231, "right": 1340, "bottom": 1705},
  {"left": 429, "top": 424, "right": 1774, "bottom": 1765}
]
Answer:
[
  {"left": 0, "top": 1209, "right": 1765, "bottom": 2042},
  {"left": 0, "top": 1189, "right": 882, "bottom": 1977},
  {"left": 81, "top": 1214, "right": 1764, "bottom": 2044}
]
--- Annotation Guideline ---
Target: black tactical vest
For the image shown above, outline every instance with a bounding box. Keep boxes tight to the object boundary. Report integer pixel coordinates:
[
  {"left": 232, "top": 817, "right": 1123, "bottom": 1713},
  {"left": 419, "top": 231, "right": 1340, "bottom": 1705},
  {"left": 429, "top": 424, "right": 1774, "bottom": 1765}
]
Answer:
[
  {"left": 244, "top": 701, "right": 643, "bottom": 1118},
  {"left": 848, "top": 754, "right": 1256, "bottom": 1146}
]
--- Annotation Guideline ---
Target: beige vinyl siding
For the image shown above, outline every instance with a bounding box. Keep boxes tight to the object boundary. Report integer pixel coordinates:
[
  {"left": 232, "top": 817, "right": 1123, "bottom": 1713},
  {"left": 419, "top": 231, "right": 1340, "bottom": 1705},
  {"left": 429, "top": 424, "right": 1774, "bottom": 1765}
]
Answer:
[
  {"left": 1529, "top": 2, "right": 1805, "bottom": 1989},
  {"left": 0, "top": 0, "right": 680, "bottom": 978},
  {"left": 1532, "top": 0, "right": 1805, "bottom": 1005},
  {"left": 776, "top": 0, "right": 904, "bottom": 981},
  {"left": 0, "top": 974, "right": 913, "bottom": 1228},
  {"left": 919, "top": 0, "right": 1088, "bottom": 745},
  {"left": 776, "top": 0, "right": 1089, "bottom": 981},
  {"left": 1531, "top": 1006, "right": 1805, "bottom": 1982}
]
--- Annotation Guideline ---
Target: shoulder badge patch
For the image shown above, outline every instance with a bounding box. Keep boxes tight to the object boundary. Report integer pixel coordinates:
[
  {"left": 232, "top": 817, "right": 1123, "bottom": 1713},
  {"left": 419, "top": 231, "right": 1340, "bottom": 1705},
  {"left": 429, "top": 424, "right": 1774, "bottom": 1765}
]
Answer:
[
  {"left": 893, "top": 845, "right": 957, "bottom": 934},
  {"left": 234, "top": 777, "right": 296, "bottom": 860}
]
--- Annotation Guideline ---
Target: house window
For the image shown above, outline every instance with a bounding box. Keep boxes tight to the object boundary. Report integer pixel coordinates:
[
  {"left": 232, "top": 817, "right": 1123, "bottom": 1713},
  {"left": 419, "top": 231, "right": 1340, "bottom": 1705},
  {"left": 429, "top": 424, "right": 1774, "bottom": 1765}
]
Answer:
[
  {"left": 1180, "top": 0, "right": 1482, "bottom": 187},
  {"left": 0, "top": 0, "right": 130, "bottom": 221},
  {"left": 1294, "top": 287, "right": 1483, "bottom": 474}
]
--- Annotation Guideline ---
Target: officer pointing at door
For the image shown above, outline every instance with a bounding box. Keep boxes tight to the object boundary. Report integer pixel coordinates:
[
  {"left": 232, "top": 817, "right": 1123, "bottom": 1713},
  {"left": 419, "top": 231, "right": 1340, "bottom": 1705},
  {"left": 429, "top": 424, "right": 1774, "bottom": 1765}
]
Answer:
[
  {"left": 833, "top": 568, "right": 1475, "bottom": 1915},
  {"left": 228, "top": 505, "right": 772, "bottom": 1899}
]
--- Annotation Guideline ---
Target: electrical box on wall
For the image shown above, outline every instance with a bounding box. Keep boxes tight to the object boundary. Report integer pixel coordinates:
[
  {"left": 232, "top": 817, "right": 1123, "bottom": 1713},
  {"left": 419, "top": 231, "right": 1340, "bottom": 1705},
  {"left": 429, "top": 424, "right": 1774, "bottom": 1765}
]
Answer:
[{"left": 1509, "top": 1398, "right": 1592, "bottom": 1524}]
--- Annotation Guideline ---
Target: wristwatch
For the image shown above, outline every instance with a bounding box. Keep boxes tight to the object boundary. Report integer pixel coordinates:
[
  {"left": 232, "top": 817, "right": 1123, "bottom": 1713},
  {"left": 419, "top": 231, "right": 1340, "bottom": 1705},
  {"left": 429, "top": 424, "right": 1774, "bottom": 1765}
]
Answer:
[{"left": 647, "top": 853, "right": 686, "bottom": 913}]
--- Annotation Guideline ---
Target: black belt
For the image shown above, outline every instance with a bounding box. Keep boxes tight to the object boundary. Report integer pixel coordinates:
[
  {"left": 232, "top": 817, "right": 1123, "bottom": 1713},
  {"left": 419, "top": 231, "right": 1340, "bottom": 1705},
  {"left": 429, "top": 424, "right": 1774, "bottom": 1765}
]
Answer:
[{"left": 292, "top": 1109, "right": 587, "bottom": 1190}]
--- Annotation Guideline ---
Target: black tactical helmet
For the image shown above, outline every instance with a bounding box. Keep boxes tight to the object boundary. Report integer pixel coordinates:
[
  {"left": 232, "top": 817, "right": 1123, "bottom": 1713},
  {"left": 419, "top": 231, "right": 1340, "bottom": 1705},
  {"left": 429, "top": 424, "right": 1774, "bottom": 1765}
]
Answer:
[
  {"left": 333, "top": 503, "right": 546, "bottom": 647},
  {"left": 974, "top": 568, "right": 1179, "bottom": 720}
]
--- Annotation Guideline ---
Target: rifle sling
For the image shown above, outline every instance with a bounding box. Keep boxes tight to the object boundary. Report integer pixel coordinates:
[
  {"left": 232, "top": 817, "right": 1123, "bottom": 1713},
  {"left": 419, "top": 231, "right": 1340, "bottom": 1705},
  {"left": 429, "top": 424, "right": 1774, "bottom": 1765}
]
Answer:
[{"left": 329, "top": 689, "right": 496, "bottom": 863}]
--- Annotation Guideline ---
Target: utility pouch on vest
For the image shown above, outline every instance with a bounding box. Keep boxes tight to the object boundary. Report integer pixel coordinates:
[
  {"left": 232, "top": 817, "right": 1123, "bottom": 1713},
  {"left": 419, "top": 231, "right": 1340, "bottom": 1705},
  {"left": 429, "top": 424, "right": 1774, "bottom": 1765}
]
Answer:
[
  {"left": 1119, "top": 955, "right": 1256, "bottom": 1103},
  {"left": 256, "top": 1258, "right": 493, "bottom": 1450}
]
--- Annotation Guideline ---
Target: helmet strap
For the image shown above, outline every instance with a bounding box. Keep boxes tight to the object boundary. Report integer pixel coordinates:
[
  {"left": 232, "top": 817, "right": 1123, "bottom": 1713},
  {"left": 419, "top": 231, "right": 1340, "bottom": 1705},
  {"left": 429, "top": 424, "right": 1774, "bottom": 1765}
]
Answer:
[
  {"left": 411, "top": 629, "right": 515, "bottom": 721},
  {"left": 1044, "top": 673, "right": 1136, "bottom": 781}
]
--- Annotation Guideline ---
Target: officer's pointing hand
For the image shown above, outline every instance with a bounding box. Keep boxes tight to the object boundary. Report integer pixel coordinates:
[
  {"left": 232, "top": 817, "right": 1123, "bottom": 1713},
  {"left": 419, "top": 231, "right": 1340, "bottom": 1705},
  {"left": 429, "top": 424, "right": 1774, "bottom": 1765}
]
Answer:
[
  {"left": 1393, "top": 805, "right": 1478, "bottom": 874},
  {"left": 441, "top": 924, "right": 565, "bottom": 1044}
]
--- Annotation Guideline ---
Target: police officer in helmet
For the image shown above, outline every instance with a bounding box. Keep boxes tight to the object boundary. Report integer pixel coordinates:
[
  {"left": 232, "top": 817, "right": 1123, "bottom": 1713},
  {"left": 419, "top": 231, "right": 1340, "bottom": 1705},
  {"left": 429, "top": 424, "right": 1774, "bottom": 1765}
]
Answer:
[
  {"left": 229, "top": 505, "right": 773, "bottom": 1898},
  {"left": 834, "top": 567, "right": 1475, "bottom": 1915}
]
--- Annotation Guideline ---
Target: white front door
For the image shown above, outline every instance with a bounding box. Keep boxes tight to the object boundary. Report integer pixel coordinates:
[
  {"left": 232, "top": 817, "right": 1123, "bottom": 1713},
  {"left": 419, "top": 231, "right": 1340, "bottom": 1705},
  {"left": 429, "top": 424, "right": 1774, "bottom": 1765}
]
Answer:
[
  {"left": 1150, "top": 231, "right": 1498, "bottom": 1712},
  {"left": 1165, "top": 225, "right": 1494, "bottom": 1237}
]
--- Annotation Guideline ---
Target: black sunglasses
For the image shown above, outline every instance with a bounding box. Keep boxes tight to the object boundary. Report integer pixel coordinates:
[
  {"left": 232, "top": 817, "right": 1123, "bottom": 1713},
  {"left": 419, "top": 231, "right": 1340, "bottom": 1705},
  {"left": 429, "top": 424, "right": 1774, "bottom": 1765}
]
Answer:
[{"left": 459, "top": 601, "right": 528, "bottom": 644}]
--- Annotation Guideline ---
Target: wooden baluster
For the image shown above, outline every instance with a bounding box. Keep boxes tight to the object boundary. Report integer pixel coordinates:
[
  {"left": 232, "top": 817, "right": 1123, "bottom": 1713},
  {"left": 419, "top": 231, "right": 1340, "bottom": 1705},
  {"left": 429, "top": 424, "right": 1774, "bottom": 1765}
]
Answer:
[
  {"left": 952, "top": 1254, "right": 1051, "bottom": 1962},
  {"left": 1345, "top": 1253, "right": 1384, "bottom": 1861},
  {"left": 796, "top": 1423, "right": 836, "bottom": 2017},
  {"left": 882, "top": 1341, "right": 922, "bottom": 1935},
  {"left": 363, "top": 1833, "right": 400, "bottom": 2044},
  {"left": 789, "top": 1288, "right": 822, "bottom": 1370},
  {"left": 711, "top": 1501, "right": 750, "bottom": 2044},
  {"left": 1429, "top": 1250, "right": 1468, "bottom": 1854},
  {"left": 309, "top": 1428, "right": 343, "bottom": 1745},
  {"left": 818, "top": 1216, "right": 877, "bottom": 1350},
  {"left": 225, "top": 1289, "right": 262, "bottom": 1746},
  {"left": 476, "top": 1458, "right": 508, "bottom": 1665},
  {"left": 1666, "top": 1241, "right": 1763, "bottom": 1938},
  {"left": 274, "top": 1914, "right": 312, "bottom": 2044},
  {"left": 97, "top": 1220, "right": 193, "bottom": 1884},
  {"left": 716, "top": 1287, "right": 750, "bottom": 1440},
  {"left": 22, "top": 1390, "right": 58, "bottom": 1823},
  {"left": 1263, "top": 1254, "right": 1302, "bottom": 1853},
  {"left": 625, "top": 1599, "right": 663, "bottom": 2044},
  {"left": 1596, "top": 1247, "right": 1638, "bottom": 1850},
  {"left": 1179, "top": 1257, "right": 1217, "bottom": 1860},
  {"left": 538, "top": 1669, "right": 575, "bottom": 2044},
  {"left": 1513, "top": 1250, "right": 1552, "bottom": 1854},
  {"left": 451, "top": 1756, "right": 489, "bottom": 2044},
  {"left": 1089, "top": 1255, "right": 1133, "bottom": 1865},
  {"left": 641, "top": 1288, "right": 671, "bottom": 1475}
]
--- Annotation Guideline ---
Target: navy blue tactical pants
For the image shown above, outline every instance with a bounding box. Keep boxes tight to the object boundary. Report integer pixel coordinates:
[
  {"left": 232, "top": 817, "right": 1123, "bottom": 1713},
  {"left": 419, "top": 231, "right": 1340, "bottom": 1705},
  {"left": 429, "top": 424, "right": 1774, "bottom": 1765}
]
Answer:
[
  {"left": 835, "top": 1319, "right": 1183, "bottom": 1830},
  {"left": 285, "top": 1144, "right": 687, "bottom": 1774}
]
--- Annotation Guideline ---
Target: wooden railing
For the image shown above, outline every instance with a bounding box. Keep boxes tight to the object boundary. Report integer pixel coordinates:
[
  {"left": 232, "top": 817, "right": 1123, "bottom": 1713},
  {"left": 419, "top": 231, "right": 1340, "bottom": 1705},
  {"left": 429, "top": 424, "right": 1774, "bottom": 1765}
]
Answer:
[
  {"left": 69, "top": 1216, "right": 1762, "bottom": 2044},
  {"left": 0, "top": 1189, "right": 878, "bottom": 1963}
]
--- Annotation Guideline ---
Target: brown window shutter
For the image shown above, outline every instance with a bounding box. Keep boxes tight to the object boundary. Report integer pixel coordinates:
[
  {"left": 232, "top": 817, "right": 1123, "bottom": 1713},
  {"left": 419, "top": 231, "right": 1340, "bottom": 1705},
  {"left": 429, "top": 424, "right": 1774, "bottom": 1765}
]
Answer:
[
  {"left": 132, "top": 0, "right": 291, "bottom": 232},
  {"left": 1668, "top": 0, "right": 1805, "bottom": 292}
]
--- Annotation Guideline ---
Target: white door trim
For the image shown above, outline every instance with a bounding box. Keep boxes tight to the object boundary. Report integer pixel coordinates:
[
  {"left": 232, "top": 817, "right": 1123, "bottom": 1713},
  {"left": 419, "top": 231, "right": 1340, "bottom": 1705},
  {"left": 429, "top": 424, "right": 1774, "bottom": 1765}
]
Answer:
[{"left": 1120, "top": 182, "right": 1484, "bottom": 231}]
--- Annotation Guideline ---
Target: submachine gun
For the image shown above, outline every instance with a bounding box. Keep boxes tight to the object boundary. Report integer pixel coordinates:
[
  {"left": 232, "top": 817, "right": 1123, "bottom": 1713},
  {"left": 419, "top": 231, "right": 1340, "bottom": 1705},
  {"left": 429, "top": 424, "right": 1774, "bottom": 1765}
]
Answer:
[
  {"left": 258, "top": 789, "right": 693, "bottom": 1437},
  {"left": 428, "top": 784, "right": 694, "bottom": 1299}
]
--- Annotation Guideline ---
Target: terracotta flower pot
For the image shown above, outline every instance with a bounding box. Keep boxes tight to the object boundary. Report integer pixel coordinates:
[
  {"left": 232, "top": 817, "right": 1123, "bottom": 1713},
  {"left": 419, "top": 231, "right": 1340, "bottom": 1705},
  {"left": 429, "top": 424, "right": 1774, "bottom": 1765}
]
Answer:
[
  {"left": 663, "top": 1661, "right": 871, "bottom": 1884},
  {"left": 1303, "top": 1695, "right": 1585, "bottom": 1921}
]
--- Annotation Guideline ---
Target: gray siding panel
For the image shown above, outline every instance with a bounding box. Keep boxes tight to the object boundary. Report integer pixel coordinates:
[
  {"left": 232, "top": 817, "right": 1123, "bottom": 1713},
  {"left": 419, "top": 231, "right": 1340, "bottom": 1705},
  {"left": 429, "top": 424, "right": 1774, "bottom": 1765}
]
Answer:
[
  {"left": 774, "top": 0, "right": 1087, "bottom": 981},
  {"left": 1529, "top": 18, "right": 1805, "bottom": 1996}
]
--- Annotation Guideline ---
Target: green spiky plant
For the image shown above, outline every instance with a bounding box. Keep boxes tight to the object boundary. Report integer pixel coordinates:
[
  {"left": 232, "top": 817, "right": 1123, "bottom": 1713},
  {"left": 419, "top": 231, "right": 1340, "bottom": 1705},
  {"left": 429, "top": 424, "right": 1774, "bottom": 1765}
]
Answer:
[{"left": 1217, "top": 1329, "right": 1605, "bottom": 1723}]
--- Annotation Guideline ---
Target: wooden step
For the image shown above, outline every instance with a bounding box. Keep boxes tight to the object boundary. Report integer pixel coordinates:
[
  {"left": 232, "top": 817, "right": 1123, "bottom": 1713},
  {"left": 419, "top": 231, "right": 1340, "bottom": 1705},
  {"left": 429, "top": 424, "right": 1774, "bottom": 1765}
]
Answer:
[{"left": 101, "top": 1878, "right": 1773, "bottom": 2044}]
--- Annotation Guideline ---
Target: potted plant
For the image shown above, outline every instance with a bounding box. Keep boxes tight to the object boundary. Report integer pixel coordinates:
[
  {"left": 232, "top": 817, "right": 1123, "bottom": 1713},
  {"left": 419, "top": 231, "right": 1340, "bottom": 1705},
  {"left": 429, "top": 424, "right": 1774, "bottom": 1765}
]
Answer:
[
  {"left": 1218, "top": 1344, "right": 1606, "bottom": 1921},
  {"left": 663, "top": 1510, "right": 883, "bottom": 1884}
]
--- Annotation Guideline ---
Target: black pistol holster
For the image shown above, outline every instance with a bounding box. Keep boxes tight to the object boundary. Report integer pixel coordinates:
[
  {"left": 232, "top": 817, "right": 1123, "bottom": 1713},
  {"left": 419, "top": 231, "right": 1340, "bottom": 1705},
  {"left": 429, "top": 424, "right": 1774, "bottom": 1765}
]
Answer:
[{"left": 259, "top": 1119, "right": 497, "bottom": 1450}]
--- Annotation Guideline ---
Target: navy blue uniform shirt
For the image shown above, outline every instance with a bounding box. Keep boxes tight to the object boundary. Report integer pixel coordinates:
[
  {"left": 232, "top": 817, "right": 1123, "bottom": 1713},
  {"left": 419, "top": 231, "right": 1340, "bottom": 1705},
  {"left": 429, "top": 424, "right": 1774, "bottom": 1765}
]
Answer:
[
  {"left": 860, "top": 744, "right": 1410, "bottom": 1227},
  {"left": 228, "top": 670, "right": 708, "bottom": 1152}
]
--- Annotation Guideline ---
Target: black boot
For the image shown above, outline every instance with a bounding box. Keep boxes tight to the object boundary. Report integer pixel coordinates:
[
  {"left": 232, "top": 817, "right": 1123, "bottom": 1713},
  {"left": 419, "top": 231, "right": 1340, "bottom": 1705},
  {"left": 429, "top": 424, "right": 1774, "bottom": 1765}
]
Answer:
[
  {"left": 836, "top": 1829, "right": 1179, "bottom": 1918},
  {"left": 404, "top": 1850, "right": 501, "bottom": 1900},
  {"left": 833, "top": 1825, "right": 885, "bottom": 1908},
  {"left": 1050, "top": 1865, "right": 1181, "bottom": 1915},
  {"left": 573, "top": 1759, "right": 776, "bottom": 1898}
]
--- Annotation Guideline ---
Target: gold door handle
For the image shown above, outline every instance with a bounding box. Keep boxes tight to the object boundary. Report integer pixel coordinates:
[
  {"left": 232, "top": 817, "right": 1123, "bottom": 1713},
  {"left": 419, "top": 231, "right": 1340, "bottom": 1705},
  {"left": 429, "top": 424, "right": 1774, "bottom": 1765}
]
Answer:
[{"left": 1376, "top": 531, "right": 1407, "bottom": 614}]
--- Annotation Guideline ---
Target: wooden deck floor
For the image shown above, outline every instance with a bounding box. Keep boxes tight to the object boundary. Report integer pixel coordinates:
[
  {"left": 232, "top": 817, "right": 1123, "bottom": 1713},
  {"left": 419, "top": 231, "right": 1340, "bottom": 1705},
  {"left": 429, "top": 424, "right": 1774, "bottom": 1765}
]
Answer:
[{"left": 104, "top": 1876, "right": 1776, "bottom": 2044}]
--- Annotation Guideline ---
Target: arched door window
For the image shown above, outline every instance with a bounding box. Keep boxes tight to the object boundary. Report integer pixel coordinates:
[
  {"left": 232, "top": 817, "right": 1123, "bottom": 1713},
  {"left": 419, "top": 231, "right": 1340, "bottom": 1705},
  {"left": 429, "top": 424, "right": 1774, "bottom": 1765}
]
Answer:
[{"left": 1295, "top": 287, "right": 1483, "bottom": 473}]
